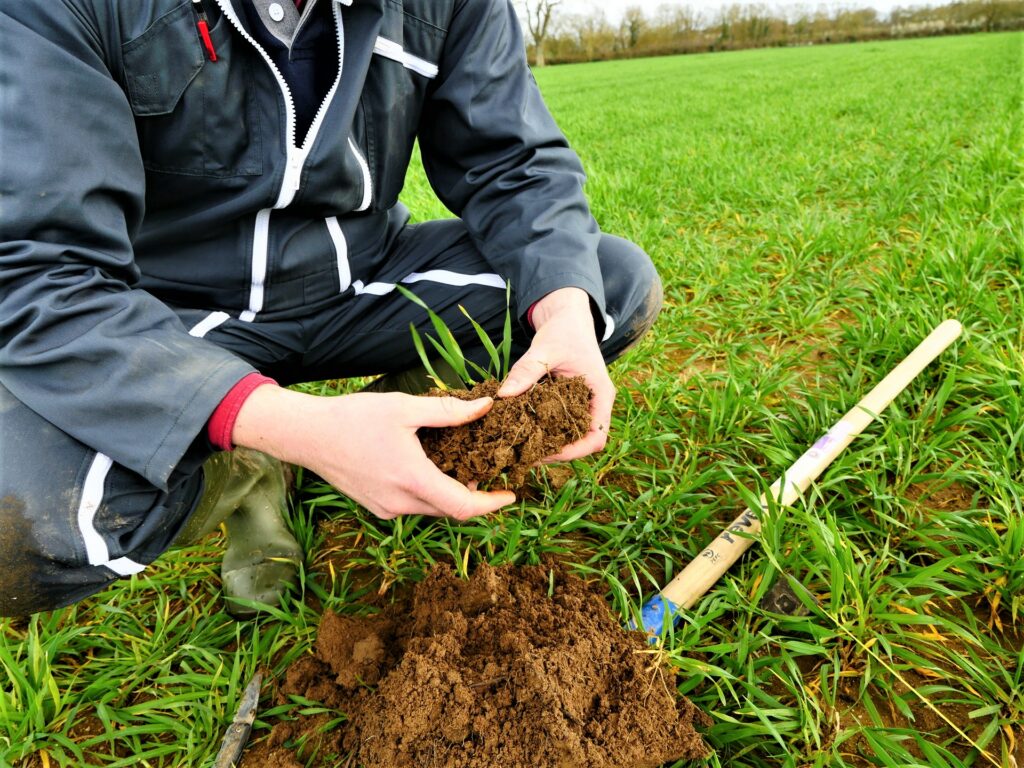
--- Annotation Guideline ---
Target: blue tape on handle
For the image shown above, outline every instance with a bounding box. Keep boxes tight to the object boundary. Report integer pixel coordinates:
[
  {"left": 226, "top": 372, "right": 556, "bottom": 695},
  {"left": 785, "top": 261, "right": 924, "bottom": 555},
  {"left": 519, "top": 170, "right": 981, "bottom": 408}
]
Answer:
[{"left": 629, "top": 594, "right": 679, "bottom": 640}]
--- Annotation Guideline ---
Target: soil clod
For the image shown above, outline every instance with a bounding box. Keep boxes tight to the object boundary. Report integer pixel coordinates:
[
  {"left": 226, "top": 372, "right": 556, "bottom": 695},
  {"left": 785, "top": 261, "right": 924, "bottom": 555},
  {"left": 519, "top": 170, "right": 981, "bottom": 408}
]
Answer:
[{"left": 420, "top": 376, "right": 592, "bottom": 486}]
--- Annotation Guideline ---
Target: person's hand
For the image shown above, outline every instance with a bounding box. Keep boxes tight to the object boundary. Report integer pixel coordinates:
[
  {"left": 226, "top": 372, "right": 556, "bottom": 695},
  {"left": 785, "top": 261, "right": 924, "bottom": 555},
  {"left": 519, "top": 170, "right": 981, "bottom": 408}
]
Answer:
[
  {"left": 497, "top": 287, "right": 615, "bottom": 462},
  {"left": 231, "top": 386, "right": 516, "bottom": 520}
]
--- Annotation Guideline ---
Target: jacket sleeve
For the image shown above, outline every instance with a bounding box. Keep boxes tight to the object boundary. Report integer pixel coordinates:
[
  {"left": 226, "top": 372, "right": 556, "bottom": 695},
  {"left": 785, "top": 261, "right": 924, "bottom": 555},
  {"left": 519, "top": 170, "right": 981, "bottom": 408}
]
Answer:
[
  {"left": 416, "top": 0, "right": 606, "bottom": 329},
  {"left": 0, "top": 4, "right": 255, "bottom": 489}
]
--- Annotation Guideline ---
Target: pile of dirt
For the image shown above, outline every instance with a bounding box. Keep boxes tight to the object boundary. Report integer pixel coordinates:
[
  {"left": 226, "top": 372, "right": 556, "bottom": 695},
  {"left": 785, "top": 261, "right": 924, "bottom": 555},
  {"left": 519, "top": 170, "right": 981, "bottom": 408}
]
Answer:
[
  {"left": 246, "top": 563, "right": 710, "bottom": 768},
  {"left": 420, "top": 376, "right": 592, "bottom": 486}
]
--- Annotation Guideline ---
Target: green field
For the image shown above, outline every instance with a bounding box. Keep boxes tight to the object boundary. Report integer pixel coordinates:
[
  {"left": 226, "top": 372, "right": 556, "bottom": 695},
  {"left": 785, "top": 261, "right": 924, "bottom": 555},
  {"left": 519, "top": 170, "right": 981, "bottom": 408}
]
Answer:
[{"left": 2, "top": 32, "right": 1022, "bottom": 768}]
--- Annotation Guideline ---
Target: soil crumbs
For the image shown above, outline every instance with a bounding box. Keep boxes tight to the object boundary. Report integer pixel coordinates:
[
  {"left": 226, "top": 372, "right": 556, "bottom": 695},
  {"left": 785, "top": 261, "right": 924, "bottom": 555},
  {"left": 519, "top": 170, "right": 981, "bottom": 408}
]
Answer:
[
  {"left": 247, "top": 563, "right": 710, "bottom": 768},
  {"left": 420, "top": 376, "right": 592, "bottom": 487}
]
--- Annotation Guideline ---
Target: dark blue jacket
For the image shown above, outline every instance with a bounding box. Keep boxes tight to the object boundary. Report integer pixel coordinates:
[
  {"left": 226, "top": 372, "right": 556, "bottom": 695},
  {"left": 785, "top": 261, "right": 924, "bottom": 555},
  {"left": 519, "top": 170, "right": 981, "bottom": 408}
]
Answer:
[{"left": 0, "top": 0, "right": 603, "bottom": 489}]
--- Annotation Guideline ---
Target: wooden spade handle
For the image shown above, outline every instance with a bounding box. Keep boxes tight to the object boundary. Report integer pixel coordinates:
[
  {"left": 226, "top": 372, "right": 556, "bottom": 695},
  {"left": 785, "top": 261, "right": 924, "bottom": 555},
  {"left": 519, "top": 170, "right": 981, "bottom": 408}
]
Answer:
[{"left": 639, "top": 320, "right": 963, "bottom": 632}]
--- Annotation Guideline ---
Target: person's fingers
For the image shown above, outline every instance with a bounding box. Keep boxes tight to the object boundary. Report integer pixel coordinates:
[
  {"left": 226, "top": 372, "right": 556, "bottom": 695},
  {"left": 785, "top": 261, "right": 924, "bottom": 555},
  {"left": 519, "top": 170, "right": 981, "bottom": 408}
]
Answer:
[
  {"left": 411, "top": 459, "right": 516, "bottom": 519},
  {"left": 448, "top": 489, "right": 517, "bottom": 520},
  {"left": 539, "top": 373, "right": 614, "bottom": 463},
  {"left": 587, "top": 373, "right": 616, "bottom": 436},
  {"left": 406, "top": 395, "right": 494, "bottom": 428},
  {"left": 366, "top": 478, "right": 513, "bottom": 520},
  {"left": 497, "top": 354, "right": 550, "bottom": 398}
]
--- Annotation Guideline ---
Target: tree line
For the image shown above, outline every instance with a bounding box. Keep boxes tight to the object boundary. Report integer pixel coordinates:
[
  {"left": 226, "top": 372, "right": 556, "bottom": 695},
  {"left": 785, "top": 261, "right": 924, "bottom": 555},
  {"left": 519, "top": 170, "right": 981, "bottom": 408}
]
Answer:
[{"left": 519, "top": 0, "right": 1024, "bottom": 65}]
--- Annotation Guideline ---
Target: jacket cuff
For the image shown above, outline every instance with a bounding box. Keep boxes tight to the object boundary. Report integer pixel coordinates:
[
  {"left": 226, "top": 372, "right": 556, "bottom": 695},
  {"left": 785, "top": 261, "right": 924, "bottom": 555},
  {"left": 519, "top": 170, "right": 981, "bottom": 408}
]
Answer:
[{"left": 207, "top": 373, "right": 278, "bottom": 451}]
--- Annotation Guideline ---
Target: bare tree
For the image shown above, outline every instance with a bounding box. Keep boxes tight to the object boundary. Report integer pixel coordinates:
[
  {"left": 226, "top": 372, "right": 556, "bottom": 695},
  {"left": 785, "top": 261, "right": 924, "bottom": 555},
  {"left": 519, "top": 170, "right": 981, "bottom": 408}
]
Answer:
[
  {"left": 658, "top": 4, "right": 702, "bottom": 37},
  {"left": 976, "top": 0, "right": 1018, "bottom": 29},
  {"left": 566, "top": 10, "right": 614, "bottom": 61},
  {"left": 621, "top": 6, "right": 647, "bottom": 49},
  {"left": 522, "top": 0, "right": 561, "bottom": 66}
]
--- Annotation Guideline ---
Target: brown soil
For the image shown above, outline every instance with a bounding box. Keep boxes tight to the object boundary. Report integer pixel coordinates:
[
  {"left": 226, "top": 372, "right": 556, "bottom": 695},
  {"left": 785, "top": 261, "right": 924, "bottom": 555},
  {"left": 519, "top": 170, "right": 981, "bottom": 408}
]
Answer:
[
  {"left": 246, "top": 563, "right": 710, "bottom": 768},
  {"left": 419, "top": 376, "right": 592, "bottom": 487},
  {"left": 903, "top": 479, "right": 976, "bottom": 512}
]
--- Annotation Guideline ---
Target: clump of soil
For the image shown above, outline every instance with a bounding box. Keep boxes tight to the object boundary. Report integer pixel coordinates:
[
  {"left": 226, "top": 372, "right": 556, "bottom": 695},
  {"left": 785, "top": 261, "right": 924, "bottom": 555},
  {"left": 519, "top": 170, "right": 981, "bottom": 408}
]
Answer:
[
  {"left": 419, "top": 376, "right": 592, "bottom": 486},
  {"left": 246, "top": 563, "right": 710, "bottom": 768}
]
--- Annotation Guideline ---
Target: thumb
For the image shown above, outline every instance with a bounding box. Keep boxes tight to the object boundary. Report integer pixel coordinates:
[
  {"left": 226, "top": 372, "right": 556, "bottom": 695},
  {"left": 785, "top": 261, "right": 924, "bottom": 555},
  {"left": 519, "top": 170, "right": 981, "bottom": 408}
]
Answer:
[
  {"left": 497, "top": 356, "right": 548, "bottom": 398},
  {"left": 414, "top": 396, "right": 493, "bottom": 428}
]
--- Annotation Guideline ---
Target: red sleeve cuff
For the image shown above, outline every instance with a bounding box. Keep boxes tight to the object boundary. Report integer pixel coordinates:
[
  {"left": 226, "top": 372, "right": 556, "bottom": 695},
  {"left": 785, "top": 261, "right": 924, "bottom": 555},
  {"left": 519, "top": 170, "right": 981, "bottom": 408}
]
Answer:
[
  {"left": 526, "top": 300, "right": 539, "bottom": 330},
  {"left": 207, "top": 373, "right": 277, "bottom": 451}
]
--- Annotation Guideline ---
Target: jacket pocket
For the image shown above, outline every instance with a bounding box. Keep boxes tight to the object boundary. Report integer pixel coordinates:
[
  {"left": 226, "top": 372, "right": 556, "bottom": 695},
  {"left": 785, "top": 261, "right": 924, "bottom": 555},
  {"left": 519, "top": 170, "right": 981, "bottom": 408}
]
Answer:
[
  {"left": 122, "top": 0, "right": 262, "bottom": 177},
  {"left": 360, "top": 5, "right": 447, "bottom": 209}
]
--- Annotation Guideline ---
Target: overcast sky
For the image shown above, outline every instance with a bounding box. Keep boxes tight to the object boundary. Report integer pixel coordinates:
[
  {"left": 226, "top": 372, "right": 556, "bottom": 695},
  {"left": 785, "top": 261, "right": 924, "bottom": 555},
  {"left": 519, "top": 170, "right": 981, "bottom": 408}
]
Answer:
[{"left": 554, "top": 0, "right": 934, "bottom": 22}]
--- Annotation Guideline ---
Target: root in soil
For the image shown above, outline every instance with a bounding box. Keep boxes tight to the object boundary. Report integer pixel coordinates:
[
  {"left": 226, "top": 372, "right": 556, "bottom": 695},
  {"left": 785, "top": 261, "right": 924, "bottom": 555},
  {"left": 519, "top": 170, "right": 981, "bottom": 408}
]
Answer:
[
  {"left": 419, "top": 376, "right": 592, "bottom": 487},
  {"left": 245, "top": 563, "right": 710, "bottom": 768}
]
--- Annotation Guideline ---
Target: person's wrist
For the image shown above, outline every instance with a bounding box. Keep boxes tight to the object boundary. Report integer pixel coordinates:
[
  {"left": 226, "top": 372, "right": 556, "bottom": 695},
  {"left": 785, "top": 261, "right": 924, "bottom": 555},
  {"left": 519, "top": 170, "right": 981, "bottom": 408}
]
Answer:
[
  {"left": 530, "top": 287, "right": 593, "bottom": 330},
  {"left": 231, "top": 384, "right": 318, "bottom": 465}
]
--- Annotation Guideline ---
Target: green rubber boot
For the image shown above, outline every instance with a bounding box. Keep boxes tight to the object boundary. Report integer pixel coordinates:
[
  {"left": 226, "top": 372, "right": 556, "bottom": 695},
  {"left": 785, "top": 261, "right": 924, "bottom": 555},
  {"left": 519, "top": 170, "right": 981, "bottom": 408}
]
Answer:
[
  {"left": 176, "top": 449, "right": 302, "bottom": 619},
  {"left": 360, "top": 357, "right": 467, "bottom": 395}
]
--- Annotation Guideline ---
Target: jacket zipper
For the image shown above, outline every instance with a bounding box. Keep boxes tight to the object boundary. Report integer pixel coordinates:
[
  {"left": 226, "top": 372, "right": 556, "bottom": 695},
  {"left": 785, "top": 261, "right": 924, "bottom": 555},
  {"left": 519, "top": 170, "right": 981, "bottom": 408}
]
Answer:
[
  {"left": 212, "top": 0, "right": 366, "bottom": 208},
  {"left": 212, "top": 0, "right": 365, "bottom": 318}
]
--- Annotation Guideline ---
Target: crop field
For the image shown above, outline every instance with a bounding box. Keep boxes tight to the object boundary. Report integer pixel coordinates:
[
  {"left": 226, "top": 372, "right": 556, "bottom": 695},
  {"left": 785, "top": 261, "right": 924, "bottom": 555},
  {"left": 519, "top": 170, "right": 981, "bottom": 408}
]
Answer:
[{"left": 2, "top": 31, "right": 1022, "bottom": 768}]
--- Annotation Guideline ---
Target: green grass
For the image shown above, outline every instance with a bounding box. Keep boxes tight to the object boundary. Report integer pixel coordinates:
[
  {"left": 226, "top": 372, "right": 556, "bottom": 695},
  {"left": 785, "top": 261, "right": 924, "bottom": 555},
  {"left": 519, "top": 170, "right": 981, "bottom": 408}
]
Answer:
[{"left": 3, "top": 32, "right": 1022, "bottom": 768}]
